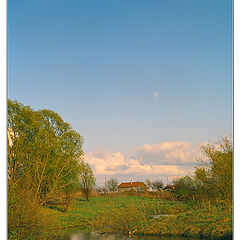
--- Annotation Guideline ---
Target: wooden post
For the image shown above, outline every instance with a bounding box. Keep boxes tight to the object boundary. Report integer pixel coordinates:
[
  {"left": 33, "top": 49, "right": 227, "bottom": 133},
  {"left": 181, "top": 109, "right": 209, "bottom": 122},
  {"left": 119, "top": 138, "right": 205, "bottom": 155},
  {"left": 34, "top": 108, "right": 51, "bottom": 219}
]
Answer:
[{"left": 105, "top": 176, "right": 107, "bottom": 196}]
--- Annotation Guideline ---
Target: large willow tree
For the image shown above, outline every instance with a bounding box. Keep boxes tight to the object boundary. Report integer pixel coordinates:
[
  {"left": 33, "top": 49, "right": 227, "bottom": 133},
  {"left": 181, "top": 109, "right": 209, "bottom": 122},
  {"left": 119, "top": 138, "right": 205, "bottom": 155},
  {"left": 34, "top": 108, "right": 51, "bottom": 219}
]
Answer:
[{"left": 8, "top": 99, "right": 84, "bottom": 205}]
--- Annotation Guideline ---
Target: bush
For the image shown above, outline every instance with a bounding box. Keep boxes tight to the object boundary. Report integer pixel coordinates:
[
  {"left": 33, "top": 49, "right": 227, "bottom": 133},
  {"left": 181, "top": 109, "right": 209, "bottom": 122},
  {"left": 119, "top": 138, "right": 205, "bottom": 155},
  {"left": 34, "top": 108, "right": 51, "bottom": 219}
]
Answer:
[
  {"left": 8, "top": 180, "right": 56, "bottom": 240},
  {"left": 172, "top": 137, "right": 233, "bottom": 203},
  {"left": 195, "top": 137, "right": 233, "bottom": 202},
  {"left": 173, "top": 176, "right": 198, "bottom": 201},
  {"left": 91, "top": 203, "right": 147, "bottom": 233}
]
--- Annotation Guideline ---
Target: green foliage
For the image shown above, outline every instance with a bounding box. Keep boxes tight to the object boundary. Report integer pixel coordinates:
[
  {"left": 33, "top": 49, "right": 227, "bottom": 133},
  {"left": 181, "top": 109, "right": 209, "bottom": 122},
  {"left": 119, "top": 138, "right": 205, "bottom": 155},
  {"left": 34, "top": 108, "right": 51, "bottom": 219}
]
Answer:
[
  {"left": 194, "top": 137, "right": 233, "bottom": 201},
  {"left": 8, "top": 99, "right": 84, "bottom": 205},
  {"left": 172, "top": 137, "right": 232, "bottom": 203},
  {"left": 79, "top": 160, "right": 96, "bottom": 201},
  {"left": 173, "top": 176, "right": 198, "bottom": 201},
  {"left": 93, "top": 203, "right": 147, "bottom": 233},
  {"left": 8, "top": 99, "right": 89, "bottom": 238},
  {"left": 8, "top": 179, "right": 56, "bottom": 240}
]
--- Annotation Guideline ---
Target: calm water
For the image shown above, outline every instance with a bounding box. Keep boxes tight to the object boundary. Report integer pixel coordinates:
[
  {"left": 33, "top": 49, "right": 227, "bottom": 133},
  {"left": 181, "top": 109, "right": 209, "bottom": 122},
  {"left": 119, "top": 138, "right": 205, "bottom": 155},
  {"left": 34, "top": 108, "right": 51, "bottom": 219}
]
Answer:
[{"left": 51, "top": 228, "right": 201, "bottom": 240}]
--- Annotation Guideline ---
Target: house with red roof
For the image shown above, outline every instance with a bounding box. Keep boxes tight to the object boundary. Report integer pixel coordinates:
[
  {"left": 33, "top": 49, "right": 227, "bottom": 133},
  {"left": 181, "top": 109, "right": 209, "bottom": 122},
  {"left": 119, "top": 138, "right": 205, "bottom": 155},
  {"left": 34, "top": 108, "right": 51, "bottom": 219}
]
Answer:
[{"left": 118, "top": 181, "right": 147, "bottom": 193}]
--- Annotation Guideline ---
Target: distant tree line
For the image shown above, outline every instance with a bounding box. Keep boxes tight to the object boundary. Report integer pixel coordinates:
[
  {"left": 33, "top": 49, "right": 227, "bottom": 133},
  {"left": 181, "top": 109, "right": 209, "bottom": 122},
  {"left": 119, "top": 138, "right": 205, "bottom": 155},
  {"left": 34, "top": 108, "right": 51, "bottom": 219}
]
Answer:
[
  {"left": 95, "top": 178, "right": 119, "bottom": 194},
  {"left": 107, "top": 178, "right": 119, "bottom": 192},
  {"left": 145, "top": 178, "right": 164, "bottom": 191}
]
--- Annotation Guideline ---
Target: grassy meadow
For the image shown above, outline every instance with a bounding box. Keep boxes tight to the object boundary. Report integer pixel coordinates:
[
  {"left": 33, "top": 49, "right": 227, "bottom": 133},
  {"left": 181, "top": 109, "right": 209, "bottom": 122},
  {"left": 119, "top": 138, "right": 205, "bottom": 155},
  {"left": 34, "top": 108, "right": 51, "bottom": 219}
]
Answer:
[{"left": 47, "top": 195, "right": 232, "bottom": 239}]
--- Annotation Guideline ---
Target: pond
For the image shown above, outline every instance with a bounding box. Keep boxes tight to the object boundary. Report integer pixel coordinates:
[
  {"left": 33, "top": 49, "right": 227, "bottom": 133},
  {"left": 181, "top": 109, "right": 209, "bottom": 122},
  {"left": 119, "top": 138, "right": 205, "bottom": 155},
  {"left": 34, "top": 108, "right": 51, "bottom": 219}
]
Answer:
[{"left": 51, "top": 228, "right": 201, "bottom": 240}]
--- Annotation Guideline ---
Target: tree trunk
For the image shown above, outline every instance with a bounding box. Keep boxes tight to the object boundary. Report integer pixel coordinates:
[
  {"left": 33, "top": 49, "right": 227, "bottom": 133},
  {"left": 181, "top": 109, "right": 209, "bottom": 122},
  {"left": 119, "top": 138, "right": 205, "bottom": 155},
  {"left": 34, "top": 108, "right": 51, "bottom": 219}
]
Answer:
[{"left": 86, "top": 191, "right": 89, "bottom": 202}]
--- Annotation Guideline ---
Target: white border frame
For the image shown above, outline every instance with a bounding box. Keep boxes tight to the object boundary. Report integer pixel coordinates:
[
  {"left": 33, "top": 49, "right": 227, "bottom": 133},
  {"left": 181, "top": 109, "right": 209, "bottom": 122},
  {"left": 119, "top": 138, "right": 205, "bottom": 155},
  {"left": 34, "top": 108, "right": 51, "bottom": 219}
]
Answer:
[
  {"left": 0, "top": 0, "right": 7, "bottom": 239},
  {"left": 234, "top": 0, "right": 240, "bottom": 239}
]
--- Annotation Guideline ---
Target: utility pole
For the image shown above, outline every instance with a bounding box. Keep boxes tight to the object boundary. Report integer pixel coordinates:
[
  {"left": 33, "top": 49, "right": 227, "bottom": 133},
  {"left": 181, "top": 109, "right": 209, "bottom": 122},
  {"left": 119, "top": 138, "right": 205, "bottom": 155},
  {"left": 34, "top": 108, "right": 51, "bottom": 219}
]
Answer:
[
  {"left": 105, "top": 176, "right": 107, "bottom": 196},
  {"left": 167, "top": 176, "right": 168, "bottom": 186}
]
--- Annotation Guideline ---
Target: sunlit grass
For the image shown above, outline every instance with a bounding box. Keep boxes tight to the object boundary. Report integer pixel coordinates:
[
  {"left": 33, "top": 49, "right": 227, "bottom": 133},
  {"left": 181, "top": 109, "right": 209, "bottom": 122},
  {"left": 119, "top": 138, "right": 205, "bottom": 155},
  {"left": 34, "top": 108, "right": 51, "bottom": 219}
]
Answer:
[{"left": 47, "top": 195, "right": 232, "bottom": 239}]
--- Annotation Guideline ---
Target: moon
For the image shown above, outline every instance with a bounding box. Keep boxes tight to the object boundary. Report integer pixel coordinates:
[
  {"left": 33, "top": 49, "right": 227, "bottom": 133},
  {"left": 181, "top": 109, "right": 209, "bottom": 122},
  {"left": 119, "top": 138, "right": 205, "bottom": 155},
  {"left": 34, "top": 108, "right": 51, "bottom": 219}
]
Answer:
[{"left": 153, "top": 92, "right": 158, "bottom": 98}]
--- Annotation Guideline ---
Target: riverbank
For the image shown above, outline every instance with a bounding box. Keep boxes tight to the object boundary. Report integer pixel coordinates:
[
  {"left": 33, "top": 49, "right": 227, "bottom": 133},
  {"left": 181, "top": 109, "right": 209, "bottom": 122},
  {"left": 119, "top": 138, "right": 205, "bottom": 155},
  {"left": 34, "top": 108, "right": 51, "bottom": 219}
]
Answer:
[{"left": 47, "top": 196, "right": 232, "bottom": 239}]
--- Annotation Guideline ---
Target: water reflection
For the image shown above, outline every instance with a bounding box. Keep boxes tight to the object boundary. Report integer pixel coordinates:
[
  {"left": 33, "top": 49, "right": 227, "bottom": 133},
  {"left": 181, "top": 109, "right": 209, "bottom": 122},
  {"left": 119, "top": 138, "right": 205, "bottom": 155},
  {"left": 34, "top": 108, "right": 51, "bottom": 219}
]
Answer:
[{"left": 52, "top": 229, "right": 200, "bottom": 240}]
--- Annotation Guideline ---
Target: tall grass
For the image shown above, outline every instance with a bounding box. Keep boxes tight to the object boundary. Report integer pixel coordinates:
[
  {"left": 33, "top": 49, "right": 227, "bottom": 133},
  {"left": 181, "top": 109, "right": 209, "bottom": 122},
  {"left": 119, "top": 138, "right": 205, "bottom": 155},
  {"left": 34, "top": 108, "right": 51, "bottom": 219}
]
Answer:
[
  {"left": 90, "top": 197, "right": 189, "bottom": 234},
  {"left": 91, "top": 203, "right": 147, "bottom": 233}
]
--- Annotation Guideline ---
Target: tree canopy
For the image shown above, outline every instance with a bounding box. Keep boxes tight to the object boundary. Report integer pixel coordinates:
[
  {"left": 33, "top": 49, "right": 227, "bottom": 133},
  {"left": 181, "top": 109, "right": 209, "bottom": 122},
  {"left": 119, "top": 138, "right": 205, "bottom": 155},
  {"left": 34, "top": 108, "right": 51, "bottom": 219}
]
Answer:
[
  {"left": 8, "top": 99, "right": 85, "bottom": 204},
  {"left": 194, "top": 137, "right": 233, "bottom": 201},
  {"left": 172, "top": 137, "right": 233, "bottom": 202},
  {"left": 152, "top": 180, "right": 164, "bottom": 191},
  {"left": 79, "top": 160, "right": 96, "bottom": 201},
  {"left": 107, "top": 178, "right": 119, "bottom": 192},
  {"left": 145, "top": 178, "right": 164, "bottom": 191}
]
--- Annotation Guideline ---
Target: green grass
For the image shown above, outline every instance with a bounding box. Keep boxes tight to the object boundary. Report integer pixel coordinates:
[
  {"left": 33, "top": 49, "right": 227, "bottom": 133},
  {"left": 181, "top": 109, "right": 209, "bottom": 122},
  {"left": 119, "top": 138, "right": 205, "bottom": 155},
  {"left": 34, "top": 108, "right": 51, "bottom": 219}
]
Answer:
[
  {"left": 138, "top": 205, "right": 232, "bottom": 239},
  {"left": 48, "top": 195, "right": 190, "bottom": 229},
  {"left": 47, "top": 195, "right": 232, "bottom": 239},
  {"left": 49, "top": 196, "right": 184, "bottom": 227}
]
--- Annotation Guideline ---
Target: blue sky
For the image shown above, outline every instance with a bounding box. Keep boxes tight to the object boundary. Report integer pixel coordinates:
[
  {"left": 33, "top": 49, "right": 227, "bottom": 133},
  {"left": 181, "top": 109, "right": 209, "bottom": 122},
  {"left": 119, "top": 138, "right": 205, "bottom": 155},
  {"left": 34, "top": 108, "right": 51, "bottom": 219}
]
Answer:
[{"left": 8, "top": 0, "right": 233, "bottom": 184}]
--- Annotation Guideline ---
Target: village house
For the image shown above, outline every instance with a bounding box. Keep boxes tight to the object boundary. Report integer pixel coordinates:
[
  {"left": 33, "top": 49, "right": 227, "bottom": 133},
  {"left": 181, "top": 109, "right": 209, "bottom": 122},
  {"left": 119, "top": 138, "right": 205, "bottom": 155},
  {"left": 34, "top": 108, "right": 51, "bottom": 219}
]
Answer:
[
  {"left": 163, "top": 185, "right": 176, "bottom": 192},
  {"left": 118, "top": 181, "right": 147, "bottom": 193}
]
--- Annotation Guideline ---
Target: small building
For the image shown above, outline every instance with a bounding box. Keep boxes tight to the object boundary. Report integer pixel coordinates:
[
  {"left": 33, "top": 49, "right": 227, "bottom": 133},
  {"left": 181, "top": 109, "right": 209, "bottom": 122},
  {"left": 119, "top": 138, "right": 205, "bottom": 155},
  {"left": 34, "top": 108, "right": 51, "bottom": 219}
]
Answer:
[
  {"left": 163, "top": 185, "right": 176, "bottom": 192},
  {"left": 118, "top": 181, "right": 147, "bottom": 193}
]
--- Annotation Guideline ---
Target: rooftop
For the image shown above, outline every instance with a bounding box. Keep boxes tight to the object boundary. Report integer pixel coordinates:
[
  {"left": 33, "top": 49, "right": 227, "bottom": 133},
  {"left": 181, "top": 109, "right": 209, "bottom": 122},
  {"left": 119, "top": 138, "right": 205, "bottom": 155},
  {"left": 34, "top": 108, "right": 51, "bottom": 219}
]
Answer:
[{"left": 118, "top": 182, "right": 146, "bottom": 188}]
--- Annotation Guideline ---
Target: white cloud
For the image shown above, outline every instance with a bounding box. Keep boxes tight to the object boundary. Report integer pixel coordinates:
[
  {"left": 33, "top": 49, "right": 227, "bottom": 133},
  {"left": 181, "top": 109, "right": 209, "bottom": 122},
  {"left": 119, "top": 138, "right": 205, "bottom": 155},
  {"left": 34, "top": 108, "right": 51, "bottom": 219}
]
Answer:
[
  {"left": 84, "top": 141, "right": 201, "bottom": 185},
  {"left": 86, "top": 151, "right": 128, "bottom": 175},
  {"left": 125, "top": 159, "right": 187, "bottom": 176},
  {"left": 134, "top": 141, "right": 200, "bottom": 165},
  {"left": 85, "top": 151, "right": 188, "bottom": 176}
]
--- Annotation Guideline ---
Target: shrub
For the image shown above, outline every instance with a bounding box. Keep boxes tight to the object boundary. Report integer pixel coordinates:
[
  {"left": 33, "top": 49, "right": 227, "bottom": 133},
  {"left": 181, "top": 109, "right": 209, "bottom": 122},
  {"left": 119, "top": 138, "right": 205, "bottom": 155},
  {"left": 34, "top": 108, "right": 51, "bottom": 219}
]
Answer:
[
  {"left": 195, "top": 137, "right": 233, "bottom": 202},
  {"left": 8, "top": 180, "right": 56, "bottom": 240},
  {"left": 173, "top": 176, "right": 198, "bottom": 201},
  {"left": 91, "top": 203, "right": 147, "bottom": 233}
]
